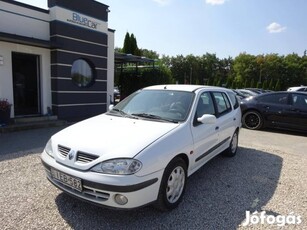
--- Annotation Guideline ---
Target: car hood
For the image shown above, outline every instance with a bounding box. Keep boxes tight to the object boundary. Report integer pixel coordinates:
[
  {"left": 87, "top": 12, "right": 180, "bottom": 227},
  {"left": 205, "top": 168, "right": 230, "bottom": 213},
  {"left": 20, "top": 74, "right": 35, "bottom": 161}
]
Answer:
[{"left": 52, "top": 114, "right": 179, "bottom": 161}]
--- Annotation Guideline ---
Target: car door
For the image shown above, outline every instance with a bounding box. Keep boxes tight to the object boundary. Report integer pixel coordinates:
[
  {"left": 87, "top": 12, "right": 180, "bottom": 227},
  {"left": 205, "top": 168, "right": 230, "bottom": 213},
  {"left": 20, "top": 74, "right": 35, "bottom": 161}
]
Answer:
[
  {"left": 257, "top": 93, "right": 290, "bottom": 127},
  {"left": 211, "top": 91, "right": 235, "bottom": 148},
  {"left": 284, "top": 93, "right": 307, "bottom": 131},
  {"left": 189, "top": 91, "right": 219, "bottom": 172}
]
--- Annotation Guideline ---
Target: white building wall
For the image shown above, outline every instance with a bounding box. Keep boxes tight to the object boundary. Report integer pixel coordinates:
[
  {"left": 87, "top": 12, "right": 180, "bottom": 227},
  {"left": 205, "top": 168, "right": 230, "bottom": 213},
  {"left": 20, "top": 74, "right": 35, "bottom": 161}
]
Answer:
[
  {"left": 107, "top": 30, "right": 115, "bottom": 107},
  {"left": 0, "top": 1, "right": 50, "bottom": 40},
  {"left": 0, "top": 41, "right": 51, "bottom": 117}
]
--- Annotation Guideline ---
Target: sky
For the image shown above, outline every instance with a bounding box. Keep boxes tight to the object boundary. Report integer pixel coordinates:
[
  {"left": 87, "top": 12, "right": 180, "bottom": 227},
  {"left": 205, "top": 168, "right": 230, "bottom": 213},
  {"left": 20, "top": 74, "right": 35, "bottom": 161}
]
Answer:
[{"left": 16, "top": 0, "right": 307, "bottom": 58}]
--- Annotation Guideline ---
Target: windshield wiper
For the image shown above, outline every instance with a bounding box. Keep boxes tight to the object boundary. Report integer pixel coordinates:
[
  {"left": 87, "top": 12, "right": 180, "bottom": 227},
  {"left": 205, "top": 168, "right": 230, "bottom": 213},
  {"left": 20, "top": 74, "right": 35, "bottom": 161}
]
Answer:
[
  {"left": 111, "top": 108, "right": 127, "bottom": 116},
  {"left": 131, "top": 113, "right": 178, "bottom": 123},
  {"left": 109, "top": 109, "right": 138, "bottom": 119}
]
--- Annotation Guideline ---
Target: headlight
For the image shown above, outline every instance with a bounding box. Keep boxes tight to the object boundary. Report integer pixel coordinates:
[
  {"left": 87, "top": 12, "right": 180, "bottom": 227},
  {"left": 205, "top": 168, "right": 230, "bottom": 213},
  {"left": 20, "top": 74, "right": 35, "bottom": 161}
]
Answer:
[
  {"left": 91, "top": 159, "right": 142, "bottom": 175},
  {"left": 45, "top": 139, "right": 54, "bottom": 158}
]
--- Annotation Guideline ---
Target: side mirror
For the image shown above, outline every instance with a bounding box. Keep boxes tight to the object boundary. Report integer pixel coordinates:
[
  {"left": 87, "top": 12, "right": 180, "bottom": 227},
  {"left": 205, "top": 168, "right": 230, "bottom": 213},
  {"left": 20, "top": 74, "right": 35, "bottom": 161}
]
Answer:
[
  {"left": 197, "top": 114, "right": 216, "bottom": 124},
  {"left": 108, "top": 104, "right": 114, "bottom": 111}
]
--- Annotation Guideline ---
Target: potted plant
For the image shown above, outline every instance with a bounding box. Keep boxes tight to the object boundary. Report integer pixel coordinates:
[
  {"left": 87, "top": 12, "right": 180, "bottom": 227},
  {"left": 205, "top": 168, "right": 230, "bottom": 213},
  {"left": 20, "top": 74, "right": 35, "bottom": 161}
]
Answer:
[{"left": 0, "top": 98, "right": 12, "bottom": 125}]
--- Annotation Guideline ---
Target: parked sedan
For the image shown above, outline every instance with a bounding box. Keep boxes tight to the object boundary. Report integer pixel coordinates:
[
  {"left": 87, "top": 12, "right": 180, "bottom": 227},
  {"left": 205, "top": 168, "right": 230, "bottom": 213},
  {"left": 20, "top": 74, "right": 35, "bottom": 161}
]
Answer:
[
  {"left": 240, "top": 91, "right": 307, "bottom": 132},
  {"left": 41, "top": 85, "right": 241, "bottom": 210}
]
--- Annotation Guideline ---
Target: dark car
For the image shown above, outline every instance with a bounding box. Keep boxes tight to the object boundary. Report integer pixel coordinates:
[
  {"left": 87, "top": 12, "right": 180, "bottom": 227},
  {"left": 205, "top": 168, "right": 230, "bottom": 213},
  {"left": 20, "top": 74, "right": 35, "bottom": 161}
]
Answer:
[{"left": 240, "top": 91, "right": 307, "bottom": 132}]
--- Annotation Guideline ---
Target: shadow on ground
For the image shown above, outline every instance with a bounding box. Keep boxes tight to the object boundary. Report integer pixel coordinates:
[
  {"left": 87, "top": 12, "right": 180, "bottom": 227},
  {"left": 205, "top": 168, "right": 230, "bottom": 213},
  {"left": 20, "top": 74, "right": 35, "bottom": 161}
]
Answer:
[
  {"left": 255, "top": 127, "right": 307, "bottom": 137},
  {"left": 55, "top": 146, "right": 282, "bottom": 230},
  {"left": 0, "top": 126, "right": 65, "bottom": 161}
]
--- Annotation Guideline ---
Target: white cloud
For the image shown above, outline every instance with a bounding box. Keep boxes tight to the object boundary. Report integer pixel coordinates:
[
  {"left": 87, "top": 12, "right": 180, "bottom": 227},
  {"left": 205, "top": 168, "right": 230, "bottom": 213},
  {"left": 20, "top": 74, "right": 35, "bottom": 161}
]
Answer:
[
  {"left": 205, "top": 0, "right": 226, "bottom": 5},
  {"left": 266, "top": 22, "right": 287, "bottom": 33},
  {"left": 153, "top": 0, "right": 172, "bottom": 6}
]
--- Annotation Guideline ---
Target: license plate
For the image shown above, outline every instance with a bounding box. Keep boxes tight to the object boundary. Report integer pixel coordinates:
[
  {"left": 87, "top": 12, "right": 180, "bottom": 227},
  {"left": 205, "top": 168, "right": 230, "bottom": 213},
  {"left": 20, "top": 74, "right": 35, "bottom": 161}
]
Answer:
[{"left": 51, "top": 168, "right": 82, "bottom": 192}]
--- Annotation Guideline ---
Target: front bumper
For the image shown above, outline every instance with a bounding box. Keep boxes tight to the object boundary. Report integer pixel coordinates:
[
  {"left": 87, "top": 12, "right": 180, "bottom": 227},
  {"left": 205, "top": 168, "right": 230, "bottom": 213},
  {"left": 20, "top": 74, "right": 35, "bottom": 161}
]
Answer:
[{"left": 41, "top": 151, "right": 163, "bottom": 209}]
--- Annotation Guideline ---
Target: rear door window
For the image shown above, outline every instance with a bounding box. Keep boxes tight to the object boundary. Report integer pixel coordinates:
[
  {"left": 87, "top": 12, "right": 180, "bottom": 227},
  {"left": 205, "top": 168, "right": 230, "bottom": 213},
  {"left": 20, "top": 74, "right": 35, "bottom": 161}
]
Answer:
[{"left": 258, "top": 93, "right": 289, "bottom": 105}]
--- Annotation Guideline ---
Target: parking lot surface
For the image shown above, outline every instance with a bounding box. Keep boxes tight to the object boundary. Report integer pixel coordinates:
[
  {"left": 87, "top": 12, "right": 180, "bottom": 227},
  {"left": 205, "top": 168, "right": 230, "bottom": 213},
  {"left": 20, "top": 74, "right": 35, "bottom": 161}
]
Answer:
[{"left": 0, "top": 127, "right": 306, "bottom": 229}]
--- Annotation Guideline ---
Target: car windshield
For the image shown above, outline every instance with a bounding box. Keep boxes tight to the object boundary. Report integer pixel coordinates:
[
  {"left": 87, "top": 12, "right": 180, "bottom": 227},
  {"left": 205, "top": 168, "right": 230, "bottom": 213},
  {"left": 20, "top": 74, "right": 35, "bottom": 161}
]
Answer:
[{"left": 108, "top": 90, "right": 195, "bottom": 123}]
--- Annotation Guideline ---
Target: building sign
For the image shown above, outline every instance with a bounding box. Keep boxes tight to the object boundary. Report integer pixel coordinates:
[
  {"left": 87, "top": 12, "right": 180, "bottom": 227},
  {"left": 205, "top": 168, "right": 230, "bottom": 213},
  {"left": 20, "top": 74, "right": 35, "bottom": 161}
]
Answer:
[
  {"left": 67, "top": 12, "right": 99, "bottom": 30},
  {"left": 50, "top": 6, "right": 107, "bottom": 33}
]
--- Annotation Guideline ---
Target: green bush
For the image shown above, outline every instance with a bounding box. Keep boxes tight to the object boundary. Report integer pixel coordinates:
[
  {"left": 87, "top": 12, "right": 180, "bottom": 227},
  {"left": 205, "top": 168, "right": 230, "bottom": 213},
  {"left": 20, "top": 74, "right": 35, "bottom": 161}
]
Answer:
[{"left": 117, "top": 66, "right": 174, "bottom": 98}]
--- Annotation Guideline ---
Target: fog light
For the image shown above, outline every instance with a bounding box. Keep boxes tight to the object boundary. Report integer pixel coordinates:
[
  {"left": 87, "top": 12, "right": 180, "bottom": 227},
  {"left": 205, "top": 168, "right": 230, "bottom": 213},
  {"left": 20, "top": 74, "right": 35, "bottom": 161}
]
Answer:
[{"left": 114, "top": 194, "right": 128, "bottom": 205}]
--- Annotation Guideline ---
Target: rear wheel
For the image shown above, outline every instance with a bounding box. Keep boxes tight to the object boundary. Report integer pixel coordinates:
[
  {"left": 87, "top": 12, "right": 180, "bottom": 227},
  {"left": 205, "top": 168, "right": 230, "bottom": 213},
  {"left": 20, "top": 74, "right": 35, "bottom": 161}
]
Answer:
[
  {"left": 242, "top": 111, "right": 263, "bottom": 130},
  {"left": 223, "top": 130, "right": 238, "bottom": 157},
  {"left": 155, "top": 158, "right": 187, "bottom": 211}
]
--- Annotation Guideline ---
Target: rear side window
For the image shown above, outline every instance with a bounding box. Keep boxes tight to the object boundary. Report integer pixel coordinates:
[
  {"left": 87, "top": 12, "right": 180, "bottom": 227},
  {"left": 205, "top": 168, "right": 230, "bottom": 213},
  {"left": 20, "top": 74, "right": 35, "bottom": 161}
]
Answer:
[
  {"left": 258, "top": 93, "right": 288, "bottom": 105},
  {"left": 212, "top": 92, "right": 232, "bottom": 115},
  {"left": 291, "top": 94, "right": 307, "bottom": 109}
]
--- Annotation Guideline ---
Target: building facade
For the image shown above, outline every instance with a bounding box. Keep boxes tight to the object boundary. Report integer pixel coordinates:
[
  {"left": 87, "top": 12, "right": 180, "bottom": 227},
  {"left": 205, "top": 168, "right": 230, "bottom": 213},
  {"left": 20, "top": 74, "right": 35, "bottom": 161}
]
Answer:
[{"left": 0, "top": 0, "right": 114, "bottom": 121}]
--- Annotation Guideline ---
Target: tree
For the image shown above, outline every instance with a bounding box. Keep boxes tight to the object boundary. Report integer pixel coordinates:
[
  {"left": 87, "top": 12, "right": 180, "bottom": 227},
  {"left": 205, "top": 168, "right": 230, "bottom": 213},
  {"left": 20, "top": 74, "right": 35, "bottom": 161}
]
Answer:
[
  {"left": 122, "top": 32, "right": 140, "bottom": 55},
  {"left": 262, "top": 79, "right": 268, "bottom": 90},
  {"left": 122, "top": 32, "right": 132, "bottom": 54},
  {"left": 233, "top": 53, "right": 257, "bottom": 85},
  {"left": 140, "top": 49, "right": 159, "bottom": 59},
  {"left": 275, "top": 79, "right": 281, "bottom": 91},
  {"left": 268, "top": 78, "right": 274, "bottom": 90}
]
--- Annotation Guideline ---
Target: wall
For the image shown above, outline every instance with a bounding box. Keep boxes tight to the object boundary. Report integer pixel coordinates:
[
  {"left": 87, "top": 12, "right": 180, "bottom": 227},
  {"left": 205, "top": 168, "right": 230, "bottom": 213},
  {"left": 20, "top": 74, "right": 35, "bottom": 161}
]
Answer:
[
  {"left": 0, "top": 1, "right": 50, "bottom": 40},
  {"left": 0, "top": 41, "right": 51, "bottom": 117},
  {"left": 107, "top": 29, "right": 115, "bottom": 107},
  {"left": 48, "top": 0, "right": 112, "bottom": 121}
]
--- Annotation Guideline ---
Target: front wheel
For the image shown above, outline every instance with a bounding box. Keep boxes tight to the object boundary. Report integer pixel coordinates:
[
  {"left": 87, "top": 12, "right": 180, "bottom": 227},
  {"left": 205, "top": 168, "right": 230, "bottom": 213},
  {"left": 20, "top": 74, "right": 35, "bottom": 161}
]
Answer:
[
  {"left": 242, "top": 111, "right": 263, "bottom": 130},
  {"left": 155, "top": 158, "right": 187, "bottom": 211}
]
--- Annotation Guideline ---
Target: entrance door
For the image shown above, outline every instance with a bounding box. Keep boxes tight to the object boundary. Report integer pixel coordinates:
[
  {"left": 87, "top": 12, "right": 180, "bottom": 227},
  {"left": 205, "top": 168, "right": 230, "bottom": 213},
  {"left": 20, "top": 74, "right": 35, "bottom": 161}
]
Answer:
[{"left": 12, "top": 52, "right": 41, "bottom": 116}]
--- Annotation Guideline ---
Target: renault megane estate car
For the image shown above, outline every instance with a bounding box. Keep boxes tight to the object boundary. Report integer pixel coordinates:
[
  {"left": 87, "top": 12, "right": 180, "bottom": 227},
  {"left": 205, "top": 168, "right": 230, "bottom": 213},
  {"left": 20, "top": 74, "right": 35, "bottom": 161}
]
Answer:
[{"left": 41, "top": 85, "right": 242, "bottom": 210}]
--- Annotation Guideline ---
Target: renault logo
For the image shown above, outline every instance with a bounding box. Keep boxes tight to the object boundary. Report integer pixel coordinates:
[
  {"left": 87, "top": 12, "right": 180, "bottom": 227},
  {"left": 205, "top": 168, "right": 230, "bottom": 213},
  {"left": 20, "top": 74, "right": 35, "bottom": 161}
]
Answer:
[{"left": 68, "top": 150, "right": 75, "bottom": 160}]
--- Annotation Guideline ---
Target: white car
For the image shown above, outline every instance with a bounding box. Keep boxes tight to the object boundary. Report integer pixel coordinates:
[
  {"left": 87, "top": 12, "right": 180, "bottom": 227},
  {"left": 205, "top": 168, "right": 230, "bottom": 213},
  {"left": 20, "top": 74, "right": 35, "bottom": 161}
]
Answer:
[
  {"left": 287, "top": 86, "right": 307, "bottom": 92},
  {"left": 41, "top": 85, "right": 242, "bottom": 210}
]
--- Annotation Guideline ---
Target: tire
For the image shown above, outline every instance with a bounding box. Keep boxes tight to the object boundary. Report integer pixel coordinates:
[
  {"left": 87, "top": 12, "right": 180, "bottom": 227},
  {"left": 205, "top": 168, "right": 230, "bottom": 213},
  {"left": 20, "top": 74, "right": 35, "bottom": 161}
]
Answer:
[
  {"left": 155, "top": 157, "right": 187, "bottom": 211},
  {"left": 223, "top": 130, "right": 239, "bottom": 157},
  {"left": 242, "top": 110, "right": 263, "bottom": 130}
]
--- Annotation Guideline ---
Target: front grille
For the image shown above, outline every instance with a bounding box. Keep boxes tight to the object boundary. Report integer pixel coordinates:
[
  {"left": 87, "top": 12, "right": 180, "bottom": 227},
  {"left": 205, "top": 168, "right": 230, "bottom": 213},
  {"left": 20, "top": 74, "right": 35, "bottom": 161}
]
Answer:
[
  {"left": 83, "top": 186, "right": 110, "bottom": 201},
  {"left": 77, "top": 151, "right": 99, "bottom": 163},
  {"left": 58, "top": 145, "right": 70, "bottom": 158}
]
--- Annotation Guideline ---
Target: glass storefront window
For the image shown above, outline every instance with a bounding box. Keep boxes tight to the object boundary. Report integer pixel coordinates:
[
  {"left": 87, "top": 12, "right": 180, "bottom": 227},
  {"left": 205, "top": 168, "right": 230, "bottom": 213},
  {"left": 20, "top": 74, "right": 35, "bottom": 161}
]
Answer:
[{"left": 71, "top": 59, "right": 94, "bottom": 87}]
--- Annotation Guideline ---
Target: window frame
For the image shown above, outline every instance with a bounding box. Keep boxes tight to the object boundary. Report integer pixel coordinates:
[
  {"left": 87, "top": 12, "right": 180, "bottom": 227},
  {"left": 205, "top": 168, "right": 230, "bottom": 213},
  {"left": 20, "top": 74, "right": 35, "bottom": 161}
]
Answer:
[
  {"left": 211, "top": 91, "right": 232, "bottom": 117},
  {"left": 71, "top": 58, "right": 96, "bottom": 88}
]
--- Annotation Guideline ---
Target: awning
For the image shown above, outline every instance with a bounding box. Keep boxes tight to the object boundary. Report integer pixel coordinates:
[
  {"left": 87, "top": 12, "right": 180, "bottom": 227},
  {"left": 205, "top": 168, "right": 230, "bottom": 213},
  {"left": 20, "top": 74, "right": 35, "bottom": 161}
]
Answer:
[
  {"left": 115, "top": 52, "right": 155, "bottom": 64},
  {"left": 0, "top": 32, "right": 51, "bottom": 49}
]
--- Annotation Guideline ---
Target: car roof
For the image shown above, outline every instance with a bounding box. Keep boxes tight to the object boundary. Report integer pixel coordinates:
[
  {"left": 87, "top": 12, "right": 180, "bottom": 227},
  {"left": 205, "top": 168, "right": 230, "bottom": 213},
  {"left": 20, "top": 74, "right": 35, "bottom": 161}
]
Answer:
[
  {"left": 143, "top": 84, "right": 229, "bottom": 92},
  {"left": 254, "top": 91, "right": 307, "bottom": 98}
]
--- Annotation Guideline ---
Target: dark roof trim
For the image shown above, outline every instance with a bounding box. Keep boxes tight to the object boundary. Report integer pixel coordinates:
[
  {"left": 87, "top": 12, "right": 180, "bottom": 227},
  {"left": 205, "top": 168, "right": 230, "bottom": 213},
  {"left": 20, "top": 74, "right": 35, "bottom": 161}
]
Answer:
[
  {"left": 1, "top": 0, "right": 49, "bottom": 14},
  {"left": 115, "top": 52, "right": 155, "bottom": 64},
  {"left": 108, "top": 28, "right": 116, "bottom": 33},
  {"left": 0, "top": 32, "right": 51, "bottom": 49},
  {"left": 48, "top": 0, "right": 109, "bottom": 22}
]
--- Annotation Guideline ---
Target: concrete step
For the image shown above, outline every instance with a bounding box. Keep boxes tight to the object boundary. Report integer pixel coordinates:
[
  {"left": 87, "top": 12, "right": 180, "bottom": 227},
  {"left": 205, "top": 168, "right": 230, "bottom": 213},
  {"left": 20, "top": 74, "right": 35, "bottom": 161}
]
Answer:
[
  {"left": 0, "top": 116, "right": 67, "bottom": 133},
  {"left": 14, "top": 115, "right": 58, "bottom": 124}
]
